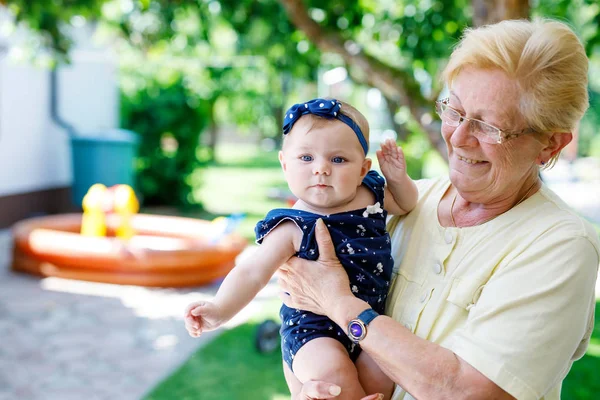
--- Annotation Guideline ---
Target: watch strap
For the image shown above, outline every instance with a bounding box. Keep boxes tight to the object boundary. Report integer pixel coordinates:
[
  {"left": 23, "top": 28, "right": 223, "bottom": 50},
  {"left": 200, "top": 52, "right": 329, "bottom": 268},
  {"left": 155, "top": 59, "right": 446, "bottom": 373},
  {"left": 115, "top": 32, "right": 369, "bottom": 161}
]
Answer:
[{"left": 357, "top": 308, "right": 379, "bottom": 326}]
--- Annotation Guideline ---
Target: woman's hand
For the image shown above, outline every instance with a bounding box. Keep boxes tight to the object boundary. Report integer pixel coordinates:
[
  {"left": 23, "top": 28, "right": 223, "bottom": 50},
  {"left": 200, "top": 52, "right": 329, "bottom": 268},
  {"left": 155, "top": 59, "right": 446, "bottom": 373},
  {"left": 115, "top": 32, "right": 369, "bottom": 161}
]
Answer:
[
  {"left": 278, "top": 219, "right": 353, "bottom": 317},
  {"left": 296, "top": 380, "right": 383, "bottom": 400}
]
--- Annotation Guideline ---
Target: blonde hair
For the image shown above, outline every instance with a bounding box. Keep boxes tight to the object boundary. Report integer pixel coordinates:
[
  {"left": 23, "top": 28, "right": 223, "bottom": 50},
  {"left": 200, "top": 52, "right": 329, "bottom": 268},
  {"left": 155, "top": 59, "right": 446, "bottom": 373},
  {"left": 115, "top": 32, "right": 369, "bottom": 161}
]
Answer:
[
  {"left": 443, "top": 19, "right": 589, "bottom": 168},
  {"left": 283, "top": 99, "right": 370, "bottom": 152}
]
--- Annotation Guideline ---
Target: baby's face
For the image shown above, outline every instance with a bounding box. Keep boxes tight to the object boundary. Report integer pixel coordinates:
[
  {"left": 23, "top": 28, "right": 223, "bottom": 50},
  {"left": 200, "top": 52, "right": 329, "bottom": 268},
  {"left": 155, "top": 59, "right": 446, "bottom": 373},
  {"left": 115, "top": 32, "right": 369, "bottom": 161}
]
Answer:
[{"left": 279, "top": 118, "right": 369, "bottom": 213}]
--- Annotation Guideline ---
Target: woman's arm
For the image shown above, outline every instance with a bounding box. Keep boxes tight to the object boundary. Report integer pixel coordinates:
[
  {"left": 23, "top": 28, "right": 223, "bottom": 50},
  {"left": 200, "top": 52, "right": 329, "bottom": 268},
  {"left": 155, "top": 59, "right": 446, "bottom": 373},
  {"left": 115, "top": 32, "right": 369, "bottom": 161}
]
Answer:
[
  {"left": 333, "top": 298, "right": 515, "bottom": 400},
  {"left": 279, "top": 219, "right": 514, "bottom": 400}
]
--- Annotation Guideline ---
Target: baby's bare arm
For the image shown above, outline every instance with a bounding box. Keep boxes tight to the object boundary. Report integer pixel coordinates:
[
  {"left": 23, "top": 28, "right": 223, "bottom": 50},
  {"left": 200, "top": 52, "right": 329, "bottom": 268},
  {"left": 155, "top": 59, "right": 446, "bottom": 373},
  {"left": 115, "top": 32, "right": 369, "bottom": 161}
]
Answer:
[
  {"left": 377, "top": 139, "right": 418, "bottom": 215},
  {"left": 383, "top": 177, "right": 418, "bottom": 216},
  {"left": 211, "top": 221, "right": 300, "bottom": 322}
]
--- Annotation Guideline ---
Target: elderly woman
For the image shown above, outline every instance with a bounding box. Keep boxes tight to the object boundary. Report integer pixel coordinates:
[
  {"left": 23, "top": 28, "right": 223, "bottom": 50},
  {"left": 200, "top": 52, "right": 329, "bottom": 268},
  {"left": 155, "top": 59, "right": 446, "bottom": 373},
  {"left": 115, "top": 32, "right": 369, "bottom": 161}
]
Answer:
[{"left": 279, "top": 18, "right": 600, "bottom": 400}]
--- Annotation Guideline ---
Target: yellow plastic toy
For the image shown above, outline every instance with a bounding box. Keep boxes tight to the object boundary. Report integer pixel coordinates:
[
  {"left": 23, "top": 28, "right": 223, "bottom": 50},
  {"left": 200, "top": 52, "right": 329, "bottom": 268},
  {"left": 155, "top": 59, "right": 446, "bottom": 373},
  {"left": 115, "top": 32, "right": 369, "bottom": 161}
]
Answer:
[
  {"left": 112, "top": 184, "right": 139, "bottom": 240},
  {"left": 81, "top": 183, "right": 108, "bottom": 237},
  {"left": 80, "top": 184, "right": 139, "bottom": 240}
]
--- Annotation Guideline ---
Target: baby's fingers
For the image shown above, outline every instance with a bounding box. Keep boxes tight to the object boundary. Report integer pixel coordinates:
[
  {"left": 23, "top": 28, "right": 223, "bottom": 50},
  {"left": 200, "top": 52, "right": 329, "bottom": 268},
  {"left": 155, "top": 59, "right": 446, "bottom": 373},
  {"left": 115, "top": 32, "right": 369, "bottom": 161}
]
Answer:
[
  {"left": 395, "top": 145, "right": 405, "bottom": 158},
  {"left": 191, "top": 304, "right": 206, "bottom": 316},
  {"left": 184, "top": 301, "right": 203, "bottom": 317},
  {"left": 185, "top": 319, "right": 203, "bottom": 337},
  {"left": 185, "top": 315, "right": 200, "bottom": 329},
  {"left": 383, "top": 138, "right": 396, "bottom": 150}
]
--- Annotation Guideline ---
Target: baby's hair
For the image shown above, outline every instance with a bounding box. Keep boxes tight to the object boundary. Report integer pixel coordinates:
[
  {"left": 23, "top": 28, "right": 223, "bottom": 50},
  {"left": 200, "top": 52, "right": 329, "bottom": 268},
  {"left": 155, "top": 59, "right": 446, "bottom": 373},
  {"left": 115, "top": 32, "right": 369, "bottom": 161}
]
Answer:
[{"left": 283, "top": 99, "right": 370, "bottom": 152}]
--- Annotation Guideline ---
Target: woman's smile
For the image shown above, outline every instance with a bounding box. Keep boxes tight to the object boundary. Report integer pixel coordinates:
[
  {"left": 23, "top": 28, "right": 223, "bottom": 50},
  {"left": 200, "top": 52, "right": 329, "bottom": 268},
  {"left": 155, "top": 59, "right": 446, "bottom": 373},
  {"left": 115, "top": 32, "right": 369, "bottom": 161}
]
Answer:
[{"left": 456, "top": 155, "right": 487, "bottom": 165}]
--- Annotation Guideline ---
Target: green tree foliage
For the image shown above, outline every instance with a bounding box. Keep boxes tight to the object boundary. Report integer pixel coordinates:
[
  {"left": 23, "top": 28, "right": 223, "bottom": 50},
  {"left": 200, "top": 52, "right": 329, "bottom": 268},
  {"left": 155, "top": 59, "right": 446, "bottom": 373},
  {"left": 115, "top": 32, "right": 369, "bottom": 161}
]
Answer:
[
  {"left": 121, "top": 75, "right": 211, "bottom": 207},
  {"left": 9, "top": 0, "right": 600, "bottom": 205},
  {"left": 6, "top": 0, "right": 103, "bottom": 62}
]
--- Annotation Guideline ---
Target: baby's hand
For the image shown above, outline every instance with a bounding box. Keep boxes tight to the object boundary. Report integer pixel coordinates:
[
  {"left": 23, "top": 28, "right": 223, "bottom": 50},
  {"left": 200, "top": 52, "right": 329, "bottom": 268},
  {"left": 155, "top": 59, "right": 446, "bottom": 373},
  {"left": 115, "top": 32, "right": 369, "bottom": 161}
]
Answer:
[
  {"left": 184, "top": 301, "right": 224, "bottom": 337},
  {"left": 376, "top": 138, "right": 408, "bottom": 184}
]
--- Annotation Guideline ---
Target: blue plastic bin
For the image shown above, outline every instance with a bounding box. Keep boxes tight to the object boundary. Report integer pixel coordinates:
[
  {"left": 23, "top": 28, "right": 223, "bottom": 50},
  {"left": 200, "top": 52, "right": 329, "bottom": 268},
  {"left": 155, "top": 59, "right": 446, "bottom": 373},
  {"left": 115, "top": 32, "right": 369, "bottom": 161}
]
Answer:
[{"left": 70, "top": 129, "right": 139, "bottom": 207}]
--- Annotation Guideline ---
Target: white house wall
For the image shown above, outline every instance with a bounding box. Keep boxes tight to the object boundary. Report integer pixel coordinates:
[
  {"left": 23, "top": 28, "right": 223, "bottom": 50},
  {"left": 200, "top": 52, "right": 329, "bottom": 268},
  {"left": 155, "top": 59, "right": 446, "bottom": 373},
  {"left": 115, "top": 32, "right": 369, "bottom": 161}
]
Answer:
[{"left": 0, "top": 20, "right": 118, "bottom": 198}]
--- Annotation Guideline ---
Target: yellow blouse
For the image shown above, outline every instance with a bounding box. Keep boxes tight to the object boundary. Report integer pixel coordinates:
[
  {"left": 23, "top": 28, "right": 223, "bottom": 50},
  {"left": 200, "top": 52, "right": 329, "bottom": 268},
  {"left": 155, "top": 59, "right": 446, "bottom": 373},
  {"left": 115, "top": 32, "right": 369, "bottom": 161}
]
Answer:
[{"left": 386, "top": 177, "right": 599, "bottom": 400}]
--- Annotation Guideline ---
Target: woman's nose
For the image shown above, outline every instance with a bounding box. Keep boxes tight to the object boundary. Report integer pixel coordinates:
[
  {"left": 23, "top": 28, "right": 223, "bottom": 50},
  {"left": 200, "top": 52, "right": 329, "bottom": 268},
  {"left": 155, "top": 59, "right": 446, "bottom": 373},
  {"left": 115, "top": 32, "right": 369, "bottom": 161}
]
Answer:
[{"left": 450, "top": 119, "right": 477, "bottom": 147}]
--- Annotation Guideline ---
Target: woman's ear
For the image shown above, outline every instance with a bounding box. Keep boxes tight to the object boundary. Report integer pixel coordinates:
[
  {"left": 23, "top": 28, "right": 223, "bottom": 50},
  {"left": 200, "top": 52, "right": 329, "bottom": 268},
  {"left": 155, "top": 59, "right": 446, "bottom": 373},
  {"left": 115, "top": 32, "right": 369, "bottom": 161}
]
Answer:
[
  {"left": 360, "top": 158, "right": 372, "bottom": 180},
  {"left": 537, "top": 132, "right": 572, "bottom": 164},
  {"left": 279, "top": 151, "right": 286, "bottom": 171}
]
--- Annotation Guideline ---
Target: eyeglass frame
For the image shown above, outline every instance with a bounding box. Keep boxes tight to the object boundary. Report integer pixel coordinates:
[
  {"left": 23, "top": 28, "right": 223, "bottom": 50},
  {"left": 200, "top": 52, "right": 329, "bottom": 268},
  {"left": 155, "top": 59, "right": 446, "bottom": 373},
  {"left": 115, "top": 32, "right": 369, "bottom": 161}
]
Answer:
[{"left": 435, "top": 98, "right": 536, "bottom": 144}]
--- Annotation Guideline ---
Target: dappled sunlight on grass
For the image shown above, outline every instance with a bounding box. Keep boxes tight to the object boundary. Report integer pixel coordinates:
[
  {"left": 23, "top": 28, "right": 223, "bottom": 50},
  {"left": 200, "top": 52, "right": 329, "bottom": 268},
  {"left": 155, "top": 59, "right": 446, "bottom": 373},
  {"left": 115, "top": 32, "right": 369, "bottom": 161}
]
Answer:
[
  {"left": 194, "top": 144, "right": 288, "bottom": 240},
  {"left": 585, "top": 339, "right": 600, "bottom": 358}
]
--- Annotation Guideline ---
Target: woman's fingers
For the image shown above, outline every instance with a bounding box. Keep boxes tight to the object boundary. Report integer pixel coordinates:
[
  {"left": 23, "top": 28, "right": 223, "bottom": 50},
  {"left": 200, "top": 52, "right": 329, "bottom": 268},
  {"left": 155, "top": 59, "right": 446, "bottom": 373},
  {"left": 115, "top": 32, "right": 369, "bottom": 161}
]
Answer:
[
  {"left": 361, "top": 394, "right": 384, "bottom": 400},
  {"left": 278, "top": 290, "right": 294, "bottom": 308},
  {"left": 314, "top": 219, "right": 337, "bottom": 263},
  {"left": 299, "top": 380, "right": 342, "bottom": 399}
]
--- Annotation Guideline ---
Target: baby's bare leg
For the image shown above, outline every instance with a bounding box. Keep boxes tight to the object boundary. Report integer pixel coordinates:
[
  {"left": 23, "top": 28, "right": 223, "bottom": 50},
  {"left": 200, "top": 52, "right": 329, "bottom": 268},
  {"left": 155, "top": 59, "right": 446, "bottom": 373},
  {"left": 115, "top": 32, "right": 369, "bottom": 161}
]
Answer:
[
  {"left": 292, "top": 337, "right": 366, "bottom": 400},
  {"left": 356, "top": 352, "right": 394, "bottom": 399}
]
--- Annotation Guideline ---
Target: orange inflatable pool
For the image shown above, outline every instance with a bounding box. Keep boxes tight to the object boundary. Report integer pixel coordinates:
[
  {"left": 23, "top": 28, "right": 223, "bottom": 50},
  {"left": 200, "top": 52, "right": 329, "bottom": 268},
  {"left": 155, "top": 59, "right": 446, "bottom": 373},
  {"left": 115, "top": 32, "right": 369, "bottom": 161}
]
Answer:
[{"left": 12, "top": 213, "right": 247, "bottom": 287}]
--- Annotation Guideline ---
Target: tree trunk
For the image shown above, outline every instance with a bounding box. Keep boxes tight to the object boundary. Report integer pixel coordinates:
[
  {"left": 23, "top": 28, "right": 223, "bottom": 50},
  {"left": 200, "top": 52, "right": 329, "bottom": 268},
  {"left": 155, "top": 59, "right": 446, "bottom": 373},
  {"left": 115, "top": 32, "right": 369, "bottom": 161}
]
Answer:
[{"left": 472, "top": 0, "right": 530, "bottom": 26}]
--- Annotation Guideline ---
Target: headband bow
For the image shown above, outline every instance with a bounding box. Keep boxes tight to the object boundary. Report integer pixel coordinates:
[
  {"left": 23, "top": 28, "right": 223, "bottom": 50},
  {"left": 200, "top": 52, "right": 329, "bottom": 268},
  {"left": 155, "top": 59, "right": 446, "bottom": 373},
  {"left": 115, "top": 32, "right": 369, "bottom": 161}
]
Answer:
[{"left": 282, "top": 98, "right": 368, "bottom": 155}]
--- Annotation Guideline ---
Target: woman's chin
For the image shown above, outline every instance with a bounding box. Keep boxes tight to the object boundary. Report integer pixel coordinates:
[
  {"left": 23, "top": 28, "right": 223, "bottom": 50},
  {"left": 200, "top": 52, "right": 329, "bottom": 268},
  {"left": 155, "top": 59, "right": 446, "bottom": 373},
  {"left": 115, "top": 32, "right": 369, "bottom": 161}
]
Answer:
[
  {"left": 449, "top": 172, "right": 490, "bottom": 192},
  {"left": 450, "top": 162, "right": 491, "bottom": 181}
]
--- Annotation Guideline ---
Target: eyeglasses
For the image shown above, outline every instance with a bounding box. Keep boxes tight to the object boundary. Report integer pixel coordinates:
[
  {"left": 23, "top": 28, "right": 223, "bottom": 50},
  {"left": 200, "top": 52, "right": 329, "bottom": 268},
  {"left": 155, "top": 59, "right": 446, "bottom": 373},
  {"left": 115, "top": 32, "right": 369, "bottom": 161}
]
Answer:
[{"left": 435, "top": 98, "right": 534, "bottom": 144}]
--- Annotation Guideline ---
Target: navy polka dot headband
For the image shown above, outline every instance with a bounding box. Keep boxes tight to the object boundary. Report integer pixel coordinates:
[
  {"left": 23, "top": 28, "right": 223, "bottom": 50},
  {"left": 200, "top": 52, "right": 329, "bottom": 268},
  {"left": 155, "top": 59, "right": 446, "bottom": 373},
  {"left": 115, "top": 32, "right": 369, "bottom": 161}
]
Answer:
[{"left": 282, "top": 98, "right": 368, "bottom": 155}]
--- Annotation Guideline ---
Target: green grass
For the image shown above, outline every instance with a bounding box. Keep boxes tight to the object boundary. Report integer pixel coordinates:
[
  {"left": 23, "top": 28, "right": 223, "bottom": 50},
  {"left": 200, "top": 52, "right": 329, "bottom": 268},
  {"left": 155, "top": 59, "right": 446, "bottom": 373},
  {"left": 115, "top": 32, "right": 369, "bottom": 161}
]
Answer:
[
  {"left": 145, "top": 300, "right": 288, "bottom": 400},
  {"left": 145, "top": 144, "right": 600, "bottom": 399},
  {"left": 193, "top": 144, "right": 288, "bottom": 241},
  {"left": 562, "top": 301, "right": 600, "bottom": 399}
]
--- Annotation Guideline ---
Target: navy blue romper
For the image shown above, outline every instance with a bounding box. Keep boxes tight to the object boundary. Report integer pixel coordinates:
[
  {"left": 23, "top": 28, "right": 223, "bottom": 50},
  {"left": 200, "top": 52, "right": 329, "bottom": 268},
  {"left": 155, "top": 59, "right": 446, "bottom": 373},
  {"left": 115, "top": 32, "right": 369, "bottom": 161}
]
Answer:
[{"left": 255, "top": 170, "right": 394, "bottom": 371}]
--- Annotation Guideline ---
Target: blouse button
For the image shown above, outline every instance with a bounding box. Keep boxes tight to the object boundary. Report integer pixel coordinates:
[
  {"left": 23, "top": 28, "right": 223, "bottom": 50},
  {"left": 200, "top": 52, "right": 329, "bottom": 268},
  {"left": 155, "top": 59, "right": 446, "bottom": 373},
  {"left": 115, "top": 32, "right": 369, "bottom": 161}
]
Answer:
[
  {"left": 419, "top": 291, "right": 428, "bottom": 303},
  {"left": 444, "top": 230, "right": 453, "bottom": 244},
  {"left": 432, "top": 263, "right": 442, "bottom": 274},
  {"left": 403, "top": 323, "right": 412, "bottom": 331}
]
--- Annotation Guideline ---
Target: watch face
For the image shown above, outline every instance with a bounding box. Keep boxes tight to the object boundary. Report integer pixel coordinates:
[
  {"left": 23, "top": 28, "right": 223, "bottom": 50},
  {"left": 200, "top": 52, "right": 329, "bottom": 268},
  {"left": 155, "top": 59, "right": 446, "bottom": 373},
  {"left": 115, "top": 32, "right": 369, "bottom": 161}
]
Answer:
[{"left": 349, "top": 322, "right": 364, "bottom": 338}]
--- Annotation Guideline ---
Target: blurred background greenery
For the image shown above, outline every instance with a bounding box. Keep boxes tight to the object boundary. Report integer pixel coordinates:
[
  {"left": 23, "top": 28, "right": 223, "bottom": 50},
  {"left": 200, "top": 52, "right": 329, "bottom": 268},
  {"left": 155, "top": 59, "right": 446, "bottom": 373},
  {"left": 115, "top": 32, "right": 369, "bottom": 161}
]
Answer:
[
  {"left": 7, "top": 0, "right": 600, "bottom": 209},
  {"left": 5, "top": 0, "right": 600, "bottom": 398}
]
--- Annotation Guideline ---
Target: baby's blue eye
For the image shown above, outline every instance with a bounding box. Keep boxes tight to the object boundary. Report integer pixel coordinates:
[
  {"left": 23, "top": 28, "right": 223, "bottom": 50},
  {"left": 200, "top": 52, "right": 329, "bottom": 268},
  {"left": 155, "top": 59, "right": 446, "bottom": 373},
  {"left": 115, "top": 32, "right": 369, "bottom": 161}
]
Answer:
[
  {"left": 300, "top": 155, "right": 313, "bottom": 162},
  {"left": 331, "top": 157, "right": 346, "bottom": 164}
]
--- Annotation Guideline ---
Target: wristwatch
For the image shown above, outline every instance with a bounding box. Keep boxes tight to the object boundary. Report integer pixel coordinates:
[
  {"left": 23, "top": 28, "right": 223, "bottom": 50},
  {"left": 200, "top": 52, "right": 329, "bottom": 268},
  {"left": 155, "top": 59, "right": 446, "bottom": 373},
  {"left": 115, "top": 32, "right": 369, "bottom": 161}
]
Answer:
[{"left": 347, "top": 308, "right": 379, "bottom": 343}]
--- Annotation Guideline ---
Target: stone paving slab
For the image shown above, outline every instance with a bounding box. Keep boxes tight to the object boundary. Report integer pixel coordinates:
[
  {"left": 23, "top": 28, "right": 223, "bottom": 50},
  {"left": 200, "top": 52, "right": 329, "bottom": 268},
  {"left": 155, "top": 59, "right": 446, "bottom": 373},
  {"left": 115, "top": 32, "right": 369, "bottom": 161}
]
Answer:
[{"left": 0, "top": 231, "right": 273, "bottom": 400}]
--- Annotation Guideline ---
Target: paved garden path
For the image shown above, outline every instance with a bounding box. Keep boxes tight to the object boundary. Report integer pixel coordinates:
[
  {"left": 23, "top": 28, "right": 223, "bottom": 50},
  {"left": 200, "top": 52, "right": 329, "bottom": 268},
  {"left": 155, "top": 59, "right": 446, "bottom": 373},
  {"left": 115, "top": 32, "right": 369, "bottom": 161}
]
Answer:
[{"left": 0, "top": 235, "right": 274, "bottom": 400}]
